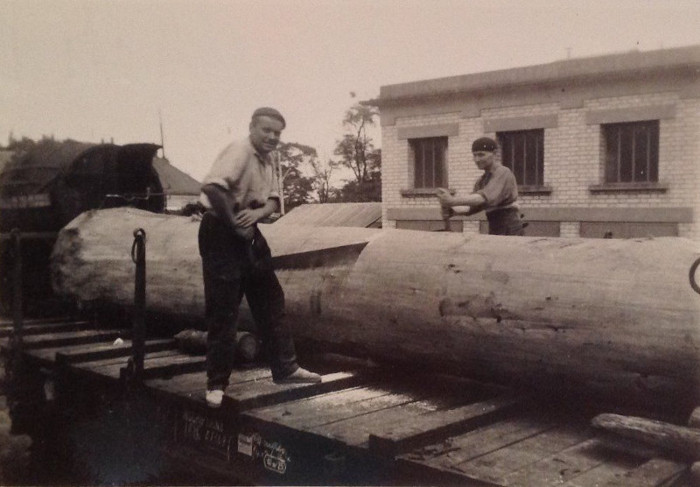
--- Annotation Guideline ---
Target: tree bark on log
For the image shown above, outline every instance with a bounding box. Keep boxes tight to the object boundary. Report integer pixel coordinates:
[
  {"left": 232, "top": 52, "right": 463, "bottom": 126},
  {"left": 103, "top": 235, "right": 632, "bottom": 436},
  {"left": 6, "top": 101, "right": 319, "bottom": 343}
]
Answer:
[
  {"left": 592, "top": 413, "right": 700, "bottom": 461},
  {"left": 50, "top": 208, "right": 700, "bottom": 411},
  {"left": 174, "top": 329, "right": 259, "bottom": 362}
]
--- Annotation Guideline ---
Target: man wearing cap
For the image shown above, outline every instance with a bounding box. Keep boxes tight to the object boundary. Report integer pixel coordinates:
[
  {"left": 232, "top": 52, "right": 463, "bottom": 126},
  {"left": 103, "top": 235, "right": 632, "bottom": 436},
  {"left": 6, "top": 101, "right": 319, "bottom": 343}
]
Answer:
[
  {"left": 198, "top": 107, "right": 321, "bottom": 408},
  {"left": 436, "top": 136, "right": 524, "bottom": 236}
]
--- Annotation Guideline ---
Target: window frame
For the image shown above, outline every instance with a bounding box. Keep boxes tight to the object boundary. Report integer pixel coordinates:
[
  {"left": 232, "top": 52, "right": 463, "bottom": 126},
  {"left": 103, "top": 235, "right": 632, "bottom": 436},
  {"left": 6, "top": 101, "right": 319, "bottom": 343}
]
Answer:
[
  {"left": 497, "top": 129, "right": 545, "bottom": 189},
  {"left": 409, "top": 136, "right": 448, "bottom": 190},
  {"left": 602, "top": 120, "right": 659, "bottom": 185}
]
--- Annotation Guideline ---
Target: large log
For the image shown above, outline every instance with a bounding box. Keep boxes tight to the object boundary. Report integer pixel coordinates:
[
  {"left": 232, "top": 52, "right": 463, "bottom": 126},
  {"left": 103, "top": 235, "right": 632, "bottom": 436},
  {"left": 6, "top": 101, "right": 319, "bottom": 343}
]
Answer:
[{"left": 51, "top": 208, "right": 700, "bottom": 411}]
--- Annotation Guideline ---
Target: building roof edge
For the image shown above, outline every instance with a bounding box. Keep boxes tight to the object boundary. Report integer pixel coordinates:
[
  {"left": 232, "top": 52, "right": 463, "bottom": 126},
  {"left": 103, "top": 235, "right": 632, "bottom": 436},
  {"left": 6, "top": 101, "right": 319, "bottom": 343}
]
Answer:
[{"left": 367, "top": 44, "right": 700, "bottom": 107}]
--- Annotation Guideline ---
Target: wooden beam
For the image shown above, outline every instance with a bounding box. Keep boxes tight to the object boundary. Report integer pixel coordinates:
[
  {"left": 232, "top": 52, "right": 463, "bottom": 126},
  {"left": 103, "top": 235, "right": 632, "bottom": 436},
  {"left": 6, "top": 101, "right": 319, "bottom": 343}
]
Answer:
[
  {"left": 369, "top": 395, "right": 526, "bottom": 458},
  {"left": 13, "top": 329, "right": 127, "bottom": 350},
  {"left": 56, "top": 339, "right": 176, "bottom": 365},
  {"left": 230, "top": 370, "right": 370, "bottom": 414}
]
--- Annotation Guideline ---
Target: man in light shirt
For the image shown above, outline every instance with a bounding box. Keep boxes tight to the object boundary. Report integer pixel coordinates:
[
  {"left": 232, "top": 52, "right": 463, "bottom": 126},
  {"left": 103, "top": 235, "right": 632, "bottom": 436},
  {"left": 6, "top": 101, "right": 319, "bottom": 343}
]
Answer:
[{"left": 198, "top": 107, "right": 321, "bottom": 408}]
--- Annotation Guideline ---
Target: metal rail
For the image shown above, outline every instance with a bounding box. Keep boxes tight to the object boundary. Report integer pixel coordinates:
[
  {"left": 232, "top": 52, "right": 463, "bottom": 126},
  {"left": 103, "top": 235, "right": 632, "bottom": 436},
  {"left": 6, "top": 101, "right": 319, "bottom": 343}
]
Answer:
[
  {"left": 690, "top": 256, "right": 700, "bottom": 295},
  {"left": 124, "top": 228, "right": 147, "bottom": 386}
]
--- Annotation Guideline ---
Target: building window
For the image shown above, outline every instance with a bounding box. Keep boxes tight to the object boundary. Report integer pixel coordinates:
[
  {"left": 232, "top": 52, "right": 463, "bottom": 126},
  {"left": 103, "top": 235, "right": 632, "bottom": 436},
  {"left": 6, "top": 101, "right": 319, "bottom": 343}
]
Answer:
[
  {"left": 410, "top": 137, "right": 447, "bottom": 188},
  {"left": 497, "top": 129, "right": 544, "bottom": 186},
  {"left": 603, "top": 120, "right": 659, "bottom": 183}
]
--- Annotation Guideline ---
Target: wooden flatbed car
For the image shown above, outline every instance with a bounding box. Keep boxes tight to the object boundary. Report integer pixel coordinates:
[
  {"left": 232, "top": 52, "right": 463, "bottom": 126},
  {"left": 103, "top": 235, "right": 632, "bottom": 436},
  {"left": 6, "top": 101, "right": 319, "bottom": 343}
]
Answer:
[{"left": 1, "top": 317, "right": 694, "bottom": 486}]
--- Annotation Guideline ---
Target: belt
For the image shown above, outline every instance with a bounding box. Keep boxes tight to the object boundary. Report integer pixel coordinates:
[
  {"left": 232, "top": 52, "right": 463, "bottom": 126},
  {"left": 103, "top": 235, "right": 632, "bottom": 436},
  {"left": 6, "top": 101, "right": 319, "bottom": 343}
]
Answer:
[{"left": 485, "top": 205, "right": 518, "bottom": 215}]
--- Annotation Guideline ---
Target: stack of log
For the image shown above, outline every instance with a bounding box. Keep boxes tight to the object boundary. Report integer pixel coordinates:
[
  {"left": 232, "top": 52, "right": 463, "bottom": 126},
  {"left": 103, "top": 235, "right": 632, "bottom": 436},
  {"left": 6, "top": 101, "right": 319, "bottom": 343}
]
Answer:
[{"left": 50, "top": 208, "right": 700, "bottom": 413}]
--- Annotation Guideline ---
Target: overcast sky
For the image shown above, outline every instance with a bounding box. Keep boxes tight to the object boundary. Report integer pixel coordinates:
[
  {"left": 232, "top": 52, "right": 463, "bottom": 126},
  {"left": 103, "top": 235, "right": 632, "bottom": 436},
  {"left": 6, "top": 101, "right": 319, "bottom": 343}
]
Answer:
[{"left": 2, "top": 0, "right": 700, "bottom": 182}]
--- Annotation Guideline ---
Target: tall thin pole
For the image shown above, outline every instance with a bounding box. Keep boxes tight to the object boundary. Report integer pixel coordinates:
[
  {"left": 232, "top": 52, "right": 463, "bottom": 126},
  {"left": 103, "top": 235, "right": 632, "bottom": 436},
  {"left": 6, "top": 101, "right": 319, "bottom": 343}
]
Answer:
[
  {"left": 159, "top": 109, "right": 166, "bottom": 159},
  {"left": 276, "top": 151, "right": 285, "bottom": 215}
]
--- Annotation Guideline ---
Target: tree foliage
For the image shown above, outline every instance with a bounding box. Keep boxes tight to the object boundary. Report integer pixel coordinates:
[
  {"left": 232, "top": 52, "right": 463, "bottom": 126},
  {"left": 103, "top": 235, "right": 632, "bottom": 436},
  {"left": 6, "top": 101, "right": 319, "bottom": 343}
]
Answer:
[
  {"left": 3, "top": 135, "right": 68, "bottom": 159},
  {"left": 335, "top": 149, "right": 381, "bottom": 202},
  {"left": 275, "top": 142, "right": 318, "bottom": 212},
  {"left": 282, "top": 166, "right": 314, "bottom": 210},
  {"left": 332, "top": 101, "right": 381, "bottom": 202},
  {"left": 309, "top": 157, "right": 340, "bottom": 203}
]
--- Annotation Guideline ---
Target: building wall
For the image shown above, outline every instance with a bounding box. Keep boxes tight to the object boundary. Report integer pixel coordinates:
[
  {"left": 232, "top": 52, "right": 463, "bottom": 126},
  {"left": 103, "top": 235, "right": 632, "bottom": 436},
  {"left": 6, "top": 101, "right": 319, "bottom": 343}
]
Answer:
[{"left": 380, "top": 78, "right": 699, "bottom": 239}]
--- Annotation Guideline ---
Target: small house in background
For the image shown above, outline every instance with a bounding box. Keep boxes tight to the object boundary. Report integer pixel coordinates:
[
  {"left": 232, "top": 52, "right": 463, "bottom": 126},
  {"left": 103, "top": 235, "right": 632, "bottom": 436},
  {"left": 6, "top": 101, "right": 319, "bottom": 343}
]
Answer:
[
  {"left": 0, "top": 140, "right": 165, "bottom": 311},
  {"left": 0, "top": 141, "right": 165, "bottom": 233},
  {"left": 370, "top": 45, "right": 700, "bottom": 239},
  {"left": 276, "top": 202, "right": 382, "bottom": 228},
  {"left": 0, "top": 151, "right": 13, "bottom": 174},
  {"left": 152, "top": 157, "right": 201, "bottom": 212}
]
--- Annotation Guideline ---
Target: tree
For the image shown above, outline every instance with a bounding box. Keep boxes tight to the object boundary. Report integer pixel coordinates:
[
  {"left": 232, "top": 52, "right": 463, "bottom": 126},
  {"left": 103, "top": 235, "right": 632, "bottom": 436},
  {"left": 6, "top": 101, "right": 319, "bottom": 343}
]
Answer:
[
  {"left": 4, "top": 134, "right": 61, "bottom": 156},
  {"left": 309, "top": 157, "right": 340, "bottom": 203},
  {"left": 275, "top": 142, "right": 317, "bottom": 212},
  {"left": 282, "top": 165, "right": 315, "bottom": 210},
  {"left": 332, "top": 100, "right": 381, "bottom": 202},
  {"left": 336, "top": 149, "right": 381, "bottom": 202}
]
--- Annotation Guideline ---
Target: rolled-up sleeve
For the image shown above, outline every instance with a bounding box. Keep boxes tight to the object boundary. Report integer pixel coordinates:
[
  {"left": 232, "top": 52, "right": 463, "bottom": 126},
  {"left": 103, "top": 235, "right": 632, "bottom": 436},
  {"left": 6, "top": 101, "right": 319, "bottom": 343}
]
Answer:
[
  {"left": 202, "top": 143, "right": 246, "bottom": 190},
  {"left": 267, "top": 162, "right": 280, "bottom": 202},
  {"left": 200, "top": 138, "right": 282, "bottom": 210},
  {"left": 476, "top": 166, "right": 517, "bottom": 207}
]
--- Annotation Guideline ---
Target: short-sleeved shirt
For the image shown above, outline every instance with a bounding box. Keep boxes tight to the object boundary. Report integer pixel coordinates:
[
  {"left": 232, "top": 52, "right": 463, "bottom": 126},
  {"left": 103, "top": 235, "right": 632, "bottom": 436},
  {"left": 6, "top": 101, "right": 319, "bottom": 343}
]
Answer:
[
  {"left": 473, "top": 164, "right": 519, "bottom": 213},
  {"left": 199, "top": 136, "right": 280, "bottom": 211}
]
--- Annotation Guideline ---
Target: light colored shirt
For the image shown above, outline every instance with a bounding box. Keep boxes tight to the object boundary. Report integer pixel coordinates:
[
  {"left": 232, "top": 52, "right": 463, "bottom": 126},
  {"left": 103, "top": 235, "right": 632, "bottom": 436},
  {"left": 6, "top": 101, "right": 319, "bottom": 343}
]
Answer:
[
  {"left": 473, "top": 164, "right": 519, "bottom": 213},
  {"left": 199, "top": 137, "right": 280, "bottom": 211}
]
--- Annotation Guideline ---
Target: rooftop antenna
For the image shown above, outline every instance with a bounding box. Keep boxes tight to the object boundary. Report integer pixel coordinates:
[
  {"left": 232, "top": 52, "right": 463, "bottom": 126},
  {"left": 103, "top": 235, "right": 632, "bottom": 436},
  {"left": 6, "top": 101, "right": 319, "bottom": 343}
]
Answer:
[{"left": 159, "top": 108, "right": 166, "bottom": 159}]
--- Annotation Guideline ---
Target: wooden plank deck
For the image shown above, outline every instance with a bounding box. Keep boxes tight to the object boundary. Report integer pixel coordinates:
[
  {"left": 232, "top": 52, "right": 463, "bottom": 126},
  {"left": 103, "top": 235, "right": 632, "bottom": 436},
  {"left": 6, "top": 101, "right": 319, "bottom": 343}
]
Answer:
[
  {"left": 0, "top": 320, "right": 90, "bottom": 338},
  {"left": 395, "top": 412, "right": 690, "bottom": 486},
  {"left": 22, "top": 338, "right": 176, "bottom": 367},
  {"left": 8, "top": 318, "right": 693, "bottom": 486},
  {"left": 9, "top": 328, "right": 128, "bottom": 350},
  {"left": 0, "top": 316, "right": 81, "bottom": 328}
]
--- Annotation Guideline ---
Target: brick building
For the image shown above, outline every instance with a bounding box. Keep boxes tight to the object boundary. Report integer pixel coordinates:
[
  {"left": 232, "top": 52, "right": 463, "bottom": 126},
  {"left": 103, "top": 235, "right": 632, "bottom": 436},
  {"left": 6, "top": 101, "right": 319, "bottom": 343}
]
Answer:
[{"left": 370, "top": 45, "right": 700, "bottom": 239}]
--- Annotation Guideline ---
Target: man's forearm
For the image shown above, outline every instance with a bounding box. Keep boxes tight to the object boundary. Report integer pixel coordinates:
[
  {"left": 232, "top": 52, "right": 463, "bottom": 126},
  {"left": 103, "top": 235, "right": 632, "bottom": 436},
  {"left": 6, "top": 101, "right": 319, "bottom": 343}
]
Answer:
[
  {"left": 451, "top": 193, "right": 486, "bottom": 207},
  {"left": 453, "top": 206, "right": 483, "bottom": 217},
  {"left": 201, "top": 183, "right": 236, "bottom": 228},
  {"left": 260, "top": 197, "right": 280, "bottom": 218}
]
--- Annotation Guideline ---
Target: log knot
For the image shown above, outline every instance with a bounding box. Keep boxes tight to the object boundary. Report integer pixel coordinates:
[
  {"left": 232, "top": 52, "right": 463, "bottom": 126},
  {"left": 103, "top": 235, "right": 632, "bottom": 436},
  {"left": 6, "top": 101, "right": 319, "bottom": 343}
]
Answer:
[{"left": 439, "top": 294, "right": 520, "bottom": 322}]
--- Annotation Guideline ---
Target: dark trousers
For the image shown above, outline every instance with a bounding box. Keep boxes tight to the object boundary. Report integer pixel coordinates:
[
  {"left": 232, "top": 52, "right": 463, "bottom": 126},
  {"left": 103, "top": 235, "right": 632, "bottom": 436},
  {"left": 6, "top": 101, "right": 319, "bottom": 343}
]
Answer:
[
  {"left": 198, "top": 212, "right": 298, "bottom": 389},
  {"left": 487, "top": 208, "right": 525, "bottom": 236}
]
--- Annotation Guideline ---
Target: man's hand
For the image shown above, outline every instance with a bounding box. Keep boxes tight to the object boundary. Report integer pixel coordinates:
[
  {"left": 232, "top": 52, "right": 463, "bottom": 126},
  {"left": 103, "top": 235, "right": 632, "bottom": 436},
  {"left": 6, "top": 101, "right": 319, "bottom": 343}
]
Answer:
[
  {"left": 231, "top": 208, "right": 260, "bottom": 240},
  {"left": 441, "top": 205, "right": 454, "bottom": 220},
  {"left": 435, "top": 187, "right": 454, "bottom": 207},
  {"left": 202, "top": 183, "right": 237, "bottom": 228},
  {"left": 234, "top": 208, "right": 264, "bottom": 229}
]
